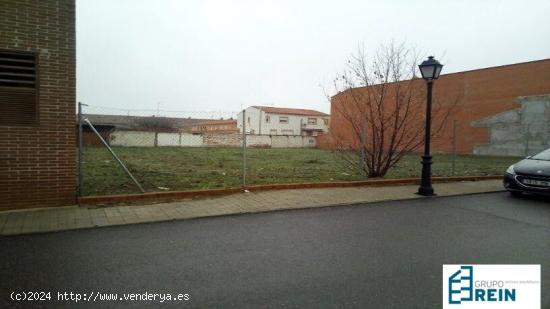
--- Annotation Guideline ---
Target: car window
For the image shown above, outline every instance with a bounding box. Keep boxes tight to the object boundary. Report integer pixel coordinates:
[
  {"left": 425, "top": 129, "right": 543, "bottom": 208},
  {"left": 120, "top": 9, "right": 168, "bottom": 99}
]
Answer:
[{"left": 531, "top": 148, "right": 550, "bottom": 160}]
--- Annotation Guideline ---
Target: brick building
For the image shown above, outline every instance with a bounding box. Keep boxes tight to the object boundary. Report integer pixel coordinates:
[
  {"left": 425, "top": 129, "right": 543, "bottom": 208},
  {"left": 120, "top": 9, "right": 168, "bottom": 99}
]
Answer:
[
  {"left": 324, "top": 59, "right": 550, "bottom": 155},
  {"left": 187, "top": 119, "right": 238, "bottom": 134},
  {"left": 0, "top": 0, "right": 76, "bottom": 210}
]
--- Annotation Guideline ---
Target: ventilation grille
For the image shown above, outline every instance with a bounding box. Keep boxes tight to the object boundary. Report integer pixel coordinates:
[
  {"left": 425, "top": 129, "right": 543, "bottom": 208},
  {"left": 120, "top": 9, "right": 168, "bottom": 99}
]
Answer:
[
  {"left": 0, "top": 51, "right": 36, "bottom": 88},
  {"left": 0, "top": 50, "right": 38, "bottom": 126}
]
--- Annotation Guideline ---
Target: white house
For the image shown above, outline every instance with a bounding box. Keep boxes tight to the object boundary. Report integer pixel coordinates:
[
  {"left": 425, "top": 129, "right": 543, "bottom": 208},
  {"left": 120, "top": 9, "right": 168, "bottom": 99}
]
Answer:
[{"left": 237, "top": 106, "right": 330, "bottom": 136}]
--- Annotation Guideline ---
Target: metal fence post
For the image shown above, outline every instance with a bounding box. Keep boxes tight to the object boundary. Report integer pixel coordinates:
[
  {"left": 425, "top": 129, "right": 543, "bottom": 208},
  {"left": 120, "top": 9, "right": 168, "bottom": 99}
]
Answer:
[
  {"left": 77, "top": 102, "right": 86, "bottom": 197},
  {"left": 524, "top": 123, "right": 531, "bottom": 157},
  {"left": 452, "top": 120, "right": 457, "bottom": 176},
  {"left": 360, "top": 116, "right": 367, "bottom": 177},
  {"left": 242, "top": 109, "right": 247, "bottom": 189},
  {"left": 84, "top": 118, "right": 145, "bottom": 193}
]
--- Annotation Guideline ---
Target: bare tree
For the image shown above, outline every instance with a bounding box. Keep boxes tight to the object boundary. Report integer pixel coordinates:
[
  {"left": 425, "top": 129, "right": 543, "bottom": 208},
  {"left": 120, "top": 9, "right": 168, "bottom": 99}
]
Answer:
[{"left": 329, "top": 42, "right": 460, "bottom": 177}]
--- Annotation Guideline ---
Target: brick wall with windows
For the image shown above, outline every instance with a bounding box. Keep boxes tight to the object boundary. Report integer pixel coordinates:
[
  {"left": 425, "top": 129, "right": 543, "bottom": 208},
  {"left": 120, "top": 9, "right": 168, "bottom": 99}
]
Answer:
[{"left": 0, "top": 0, "right": 76, "bottom": 210}]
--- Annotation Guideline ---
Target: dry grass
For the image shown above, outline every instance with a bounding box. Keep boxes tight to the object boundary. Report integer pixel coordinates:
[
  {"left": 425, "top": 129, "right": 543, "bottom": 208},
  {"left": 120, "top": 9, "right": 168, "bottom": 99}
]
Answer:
[{"left": 82, "top": 146, "right": 517, "bottom": 196}]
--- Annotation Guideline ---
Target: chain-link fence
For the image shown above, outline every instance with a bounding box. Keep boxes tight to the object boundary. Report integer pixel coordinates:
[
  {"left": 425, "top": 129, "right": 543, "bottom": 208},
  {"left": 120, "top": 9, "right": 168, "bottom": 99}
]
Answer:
[
  {"left": 77, "top": 103, "right": 524, "bottom": 197},
  {"left": 384, "top": 119, "right": 529, "bottom": 179},
  {"left": 78, "top": 103, "right": 244, "bottom": 196}
]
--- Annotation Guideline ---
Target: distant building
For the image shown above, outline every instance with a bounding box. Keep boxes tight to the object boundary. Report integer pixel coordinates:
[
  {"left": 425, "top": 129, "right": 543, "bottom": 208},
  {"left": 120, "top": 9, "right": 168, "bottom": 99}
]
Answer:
[
  {"left": 80, "top": 114, "right": 208, "bottom": 146},
  {"left": 237, "top": 106, "right": 330, "bottom": 136},
  {"left": 187, "top": 119, "right": 238, "bottom": 134}
]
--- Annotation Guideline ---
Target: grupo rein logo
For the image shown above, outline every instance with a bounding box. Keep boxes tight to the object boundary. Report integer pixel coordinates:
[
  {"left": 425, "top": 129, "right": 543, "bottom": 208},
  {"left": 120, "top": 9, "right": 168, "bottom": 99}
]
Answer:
[{"left": 442, "top": 265, "right": 540, "bottom": 309}]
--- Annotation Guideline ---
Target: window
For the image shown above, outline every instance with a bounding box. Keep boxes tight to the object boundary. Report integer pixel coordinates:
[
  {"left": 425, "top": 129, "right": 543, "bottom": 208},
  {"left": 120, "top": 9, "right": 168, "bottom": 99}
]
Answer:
[
  {"left": 307, "top": 118, "right": 317, "bottom": 125},
  {"left": 531, "top": 148, "right": 550, "bottom": 160},
  {"left": 265, "top": 115, "right": 270, "bottom": 123},
  {"left": 247, "top": 117, "right": 250, "bottom": 124},
  {"left": 281, "top": 129, "right": 293, "bottom": 135},
  {"left": 279, "top": 116, "right": 288, "bottom": 124},
  {"left": 0, "top": 50, "right": 38, "bottom": 125},
  {"left": 323, "top": 118, "right": 329, "bottom": 125}
]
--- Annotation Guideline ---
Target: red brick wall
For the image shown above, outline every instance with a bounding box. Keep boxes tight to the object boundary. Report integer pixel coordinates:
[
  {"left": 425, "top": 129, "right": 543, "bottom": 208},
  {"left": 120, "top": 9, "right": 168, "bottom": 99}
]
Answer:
[
  {"left": 327, "top": 59, "right": 550, "bottom": 154},
  {"left": 0, "top": 0, "right": 76, "bottom": 210}
]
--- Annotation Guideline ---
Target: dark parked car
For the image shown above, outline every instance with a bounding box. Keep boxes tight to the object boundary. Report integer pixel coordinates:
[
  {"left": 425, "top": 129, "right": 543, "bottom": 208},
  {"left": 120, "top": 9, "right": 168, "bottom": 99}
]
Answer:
[{"left": 504, "top": 148, "right": 550, "bottom": 197}]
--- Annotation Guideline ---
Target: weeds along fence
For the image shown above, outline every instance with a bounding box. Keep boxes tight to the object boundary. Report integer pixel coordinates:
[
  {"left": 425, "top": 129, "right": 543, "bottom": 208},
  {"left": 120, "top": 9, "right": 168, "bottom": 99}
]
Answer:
[{"left": 77, "top": 104, "right": 522, "bottom": 197}]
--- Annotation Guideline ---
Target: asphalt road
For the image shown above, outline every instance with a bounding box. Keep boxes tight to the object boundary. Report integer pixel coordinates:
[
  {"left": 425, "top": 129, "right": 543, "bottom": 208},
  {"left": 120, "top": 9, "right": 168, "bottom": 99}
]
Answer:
[{"left": 1, "top": 192, "right": 549, "bottom": 308}]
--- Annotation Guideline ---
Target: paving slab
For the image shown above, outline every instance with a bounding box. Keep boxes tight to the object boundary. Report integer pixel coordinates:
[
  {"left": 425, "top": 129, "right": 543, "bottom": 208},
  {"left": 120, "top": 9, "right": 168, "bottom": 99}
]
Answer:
[{"left": 0, "top": 180, "right": 504, "bottom": 236}]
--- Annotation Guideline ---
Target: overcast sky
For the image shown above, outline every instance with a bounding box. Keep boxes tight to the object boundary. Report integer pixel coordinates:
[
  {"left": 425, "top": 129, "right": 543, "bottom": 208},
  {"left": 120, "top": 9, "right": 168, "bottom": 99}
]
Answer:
[{"left": 76, "top": 0, "right": 550, "bottom": 116}]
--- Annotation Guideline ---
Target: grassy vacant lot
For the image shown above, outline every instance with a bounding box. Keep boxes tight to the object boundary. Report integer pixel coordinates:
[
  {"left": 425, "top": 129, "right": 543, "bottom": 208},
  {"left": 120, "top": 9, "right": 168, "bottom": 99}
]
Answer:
[{"left": 82, "top": 146, "right": 518, "bottom": 196}]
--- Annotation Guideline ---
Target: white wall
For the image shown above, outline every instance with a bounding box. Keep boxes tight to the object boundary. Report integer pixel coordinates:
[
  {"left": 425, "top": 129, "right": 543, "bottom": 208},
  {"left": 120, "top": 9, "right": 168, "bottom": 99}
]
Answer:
[
  {"left": 262, "top": 114, "right": 329, "bottom": 136},
  {"left": 111, "top": 131, "right": 203, "bottom": 147},
  {"left": 111, "top": 131, "right": 156, "bottom": 147},
  {"left": 272, "top": 135, "right": 317, "bottom": 148},
  {"left": 246, "top": 134, "right": 272, "bottom": 147},
  {"left": 158, "top": 133, "right": 202, "bottom": 147},
  {"left": 237, "top": 107, "right": 261, "bottom": 134},
  {"left": 261, "top": 113, "right": 302, "bottom": 136},
  {"left": 109, "top": 130, "right": 317, "bottom": 148},
  {"left": 157, "top": 132, "right": 179, "bottom": 146}
]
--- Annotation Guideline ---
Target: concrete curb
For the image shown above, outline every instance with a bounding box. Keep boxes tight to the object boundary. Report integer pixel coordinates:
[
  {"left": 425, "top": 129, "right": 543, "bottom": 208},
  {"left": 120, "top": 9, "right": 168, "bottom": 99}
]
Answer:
[
  {"left": 1, "top": 180, "right": 505, "bottom": 236},
  {"left": 2, "top": 189, "right": 506, "bottom": 237},
  {"left": 78, "top": 175, "right": 502, "bottom": 205}
]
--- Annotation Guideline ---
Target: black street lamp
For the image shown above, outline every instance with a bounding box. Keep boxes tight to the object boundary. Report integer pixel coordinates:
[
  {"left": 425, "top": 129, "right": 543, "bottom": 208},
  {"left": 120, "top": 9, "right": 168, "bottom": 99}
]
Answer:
[{"left": 417, "top": 56, "right": 443, "bottom": 196}]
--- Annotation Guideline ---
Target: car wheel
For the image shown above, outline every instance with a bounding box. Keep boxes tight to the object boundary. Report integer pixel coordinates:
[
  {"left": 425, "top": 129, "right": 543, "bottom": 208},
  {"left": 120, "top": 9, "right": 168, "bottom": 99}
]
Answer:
[{"left": 509, "top": 191, "right": 522, "bottom": 198}]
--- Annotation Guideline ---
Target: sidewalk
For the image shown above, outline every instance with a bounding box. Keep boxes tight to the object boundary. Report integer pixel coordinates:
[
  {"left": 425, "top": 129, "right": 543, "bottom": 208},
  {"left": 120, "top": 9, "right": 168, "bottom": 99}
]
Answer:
[{"left": 0, "top": 180, "right": 504, "bottom": 236}]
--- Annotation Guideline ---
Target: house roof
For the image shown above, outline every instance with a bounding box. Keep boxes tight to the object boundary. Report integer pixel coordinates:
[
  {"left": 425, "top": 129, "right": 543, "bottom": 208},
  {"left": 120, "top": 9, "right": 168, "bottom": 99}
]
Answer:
[
  {"left": 252, "top": 106, "right": 329, "bottom": 117},
  {"left": 80, "top": 114, "right": 209, "bottom": 130},
  {"left": 192, "top": 119, "right": 237, "bottom": 126}
]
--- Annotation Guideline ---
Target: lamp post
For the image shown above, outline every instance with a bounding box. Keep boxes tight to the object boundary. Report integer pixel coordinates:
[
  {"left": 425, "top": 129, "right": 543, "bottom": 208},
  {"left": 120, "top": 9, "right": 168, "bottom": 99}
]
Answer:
[{"left": 417, "top": 56, "right": 443, "bottom": 196}]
